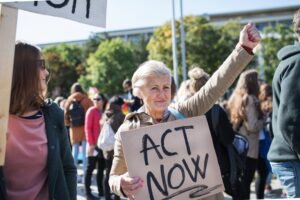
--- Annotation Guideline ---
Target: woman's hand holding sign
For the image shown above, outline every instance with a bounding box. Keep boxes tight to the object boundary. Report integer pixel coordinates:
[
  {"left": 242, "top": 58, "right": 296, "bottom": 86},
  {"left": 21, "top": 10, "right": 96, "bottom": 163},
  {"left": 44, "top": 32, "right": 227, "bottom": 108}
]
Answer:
[{"left": 120, "top": 172, "right": 144, "bottom": 199}]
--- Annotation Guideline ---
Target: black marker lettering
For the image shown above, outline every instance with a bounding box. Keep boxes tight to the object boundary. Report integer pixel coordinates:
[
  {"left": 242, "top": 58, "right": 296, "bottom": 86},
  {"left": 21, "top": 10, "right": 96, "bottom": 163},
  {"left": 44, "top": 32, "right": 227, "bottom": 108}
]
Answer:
[
  {"left": 34, "top": 0, "right": 91, "bottom": 19},
  {"left": 46, "top": 0, "right": 69, "bottom": 8},
  {"left": 147, "top": 165, "right": 168, "bottom": 200},
  {"left": 86, "top": 0, "right": 91, "bottom": 18},
  {"left": 183, "top": 154, "right": 209, "bottom": 180},
  {"left": 167, "top": 163, "right": 185, "bottom": 189},
  {"left": 161, "top": 129, "right": 177, "bottom": 157},
  {"left": 174, "top": 126, "right": 194, "bottom": 155},
  {"left": 140, "top": 134, "right": 163, "bottom": 166},
  {"left": 71, "top": 0, "right": 77, "bottom": 13}
]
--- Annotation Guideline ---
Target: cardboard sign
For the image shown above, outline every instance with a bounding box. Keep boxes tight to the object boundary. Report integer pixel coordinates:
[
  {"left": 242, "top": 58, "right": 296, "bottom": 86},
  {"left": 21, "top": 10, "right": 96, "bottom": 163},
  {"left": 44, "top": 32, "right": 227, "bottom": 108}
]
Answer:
[
  {"left": 121, "top": 116, "right": 224, "bottom": 200},
  {"left": 0, "top": 5, "right": 18, "bottom": 166},
  {"left": 3, "top": 0, "right": 107, "bottom": 27}
]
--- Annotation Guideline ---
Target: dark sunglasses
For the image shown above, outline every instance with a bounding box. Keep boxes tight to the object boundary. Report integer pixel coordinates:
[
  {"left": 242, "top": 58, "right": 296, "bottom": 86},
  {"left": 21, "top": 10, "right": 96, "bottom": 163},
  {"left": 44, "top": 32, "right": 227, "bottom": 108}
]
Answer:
[
  {"left": 93, "top": 98, "right": 102, "bottom": 101},
  {"left": 37, "top": 59, "right": 47, "bottom": 70}
]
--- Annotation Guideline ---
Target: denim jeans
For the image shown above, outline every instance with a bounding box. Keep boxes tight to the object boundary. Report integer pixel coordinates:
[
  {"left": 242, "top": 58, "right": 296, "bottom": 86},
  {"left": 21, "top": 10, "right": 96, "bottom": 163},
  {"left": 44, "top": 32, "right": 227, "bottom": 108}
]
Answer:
[
  {"left": 271, "top": 161, "right": 300, "bottom": 198},
  {"left": 72, "top": 140, "right": 87, "bottom": 173}
]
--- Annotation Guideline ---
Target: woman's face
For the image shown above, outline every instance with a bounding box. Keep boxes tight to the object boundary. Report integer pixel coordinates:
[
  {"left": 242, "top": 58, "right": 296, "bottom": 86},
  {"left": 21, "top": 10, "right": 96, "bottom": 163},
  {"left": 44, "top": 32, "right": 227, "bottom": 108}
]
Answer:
[
  {"left": 38, "top": 57, "right": 49, "bottom": 93},
  {"left": 139, "top": 75, "right": 171, "bottom": 116},
  {"left": 93, "top": 98, "right": 103, "bottom": 110}
]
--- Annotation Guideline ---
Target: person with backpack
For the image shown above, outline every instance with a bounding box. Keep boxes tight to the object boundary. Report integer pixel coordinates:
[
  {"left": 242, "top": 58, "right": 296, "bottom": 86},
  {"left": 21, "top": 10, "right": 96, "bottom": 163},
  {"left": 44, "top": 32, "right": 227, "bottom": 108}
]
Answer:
[
  {"left": 227, "top": 69, "right": 264, "bottom": 199},
  {"left": 109, "top": 23, "right": 261, "bottom": 199},
  {"left": 0, "top": 41, "right": 76, "bottom": 200},
  {"left": 64, "top": 83, "right": 93, "bottom": 183},
  {"left": 84, "top": 93, "right": 107, "bottom": 200},
  {"left": 180, "top": 66, "right": 246, "bottom": 200}
]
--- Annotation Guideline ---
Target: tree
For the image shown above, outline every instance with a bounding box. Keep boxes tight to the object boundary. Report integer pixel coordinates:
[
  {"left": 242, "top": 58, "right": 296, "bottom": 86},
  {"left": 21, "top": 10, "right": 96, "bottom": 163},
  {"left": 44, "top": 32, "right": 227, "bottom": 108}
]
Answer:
[
  {"left": 82, "top": 32, "right": 110, "bottom": 60},
  {"left": 131, "top": 35, "right": 150, "bottom": 66},
  {"left": 147, "top": 16, "right": 246, "bottom": 82},
  {"left": 261, "top": 24, "right": 295, "bottom": 83},
  {"left": 42, "top": 44, "right": 84, "bottom": 98},
  {"left": 79, "top": 38, "right": 136, "bottom": 96}
]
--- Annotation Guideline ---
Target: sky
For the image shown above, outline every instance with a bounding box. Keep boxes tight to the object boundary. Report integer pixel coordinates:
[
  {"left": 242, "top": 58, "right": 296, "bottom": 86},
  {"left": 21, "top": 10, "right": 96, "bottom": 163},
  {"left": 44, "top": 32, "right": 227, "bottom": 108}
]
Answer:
[{"left": 3, "top": 0, "right": 300, "bottom": 44}]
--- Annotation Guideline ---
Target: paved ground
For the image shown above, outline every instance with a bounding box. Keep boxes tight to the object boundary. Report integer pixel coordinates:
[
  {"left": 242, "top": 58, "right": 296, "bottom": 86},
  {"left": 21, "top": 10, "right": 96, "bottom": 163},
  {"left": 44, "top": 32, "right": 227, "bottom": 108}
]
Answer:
[{"left": 76, "top": 165, "right": 284, "bottom": 200}]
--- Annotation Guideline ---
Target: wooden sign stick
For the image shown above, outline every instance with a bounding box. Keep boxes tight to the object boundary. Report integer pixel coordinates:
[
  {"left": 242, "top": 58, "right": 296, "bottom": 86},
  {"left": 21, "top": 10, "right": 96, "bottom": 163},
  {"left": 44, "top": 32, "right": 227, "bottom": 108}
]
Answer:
[{"left": 0, "top": 4, "right": 18, "bottom": 166}]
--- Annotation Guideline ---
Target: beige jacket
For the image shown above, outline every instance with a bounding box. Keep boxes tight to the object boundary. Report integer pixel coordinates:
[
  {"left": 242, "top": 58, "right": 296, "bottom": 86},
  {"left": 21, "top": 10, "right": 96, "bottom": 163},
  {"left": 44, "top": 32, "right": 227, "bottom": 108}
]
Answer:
[
  {"left": 109, "top": 45, "right": 253, "bottom": 199},
  {"left": 239, "top": 95, "right": 264, "bottom": 159}
]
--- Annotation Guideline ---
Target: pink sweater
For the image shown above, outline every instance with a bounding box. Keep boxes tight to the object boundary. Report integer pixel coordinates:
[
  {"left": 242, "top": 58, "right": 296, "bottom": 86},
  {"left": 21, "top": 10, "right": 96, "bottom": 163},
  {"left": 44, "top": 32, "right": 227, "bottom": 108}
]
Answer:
[
  {"left": 4, "top": 114, "right": 49, "bottom": 200},
  {"left": 85, "top": 106, "right": 101, "bottom": 145}
]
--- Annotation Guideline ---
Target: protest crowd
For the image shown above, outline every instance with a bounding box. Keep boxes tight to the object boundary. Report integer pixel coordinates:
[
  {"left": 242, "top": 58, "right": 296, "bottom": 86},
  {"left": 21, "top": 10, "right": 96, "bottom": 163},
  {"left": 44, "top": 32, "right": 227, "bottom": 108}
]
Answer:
[{"left": 1, "top": 7, "right": 300, "bottom": 200}]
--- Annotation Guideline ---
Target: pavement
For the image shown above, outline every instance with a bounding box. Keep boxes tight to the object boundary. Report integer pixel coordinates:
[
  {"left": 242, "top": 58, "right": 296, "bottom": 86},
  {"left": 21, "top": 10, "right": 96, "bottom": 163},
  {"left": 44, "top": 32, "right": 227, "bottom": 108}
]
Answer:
[{"left": 76, "top": 164, "right": 284, "bottom": 200}]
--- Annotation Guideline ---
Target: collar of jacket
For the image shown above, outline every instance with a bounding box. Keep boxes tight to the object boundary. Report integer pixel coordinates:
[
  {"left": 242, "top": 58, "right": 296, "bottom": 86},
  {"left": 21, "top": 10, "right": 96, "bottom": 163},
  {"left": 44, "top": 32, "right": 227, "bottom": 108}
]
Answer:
[{"left": 128, "top": 106, "right": 172, "bottom": 124}]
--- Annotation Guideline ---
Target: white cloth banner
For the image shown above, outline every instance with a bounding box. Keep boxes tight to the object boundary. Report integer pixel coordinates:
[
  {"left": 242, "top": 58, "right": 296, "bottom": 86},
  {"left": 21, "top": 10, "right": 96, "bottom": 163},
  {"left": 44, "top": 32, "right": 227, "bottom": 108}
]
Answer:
[{"left": 3, "top": 0, "right": 107, "bottom": 27}]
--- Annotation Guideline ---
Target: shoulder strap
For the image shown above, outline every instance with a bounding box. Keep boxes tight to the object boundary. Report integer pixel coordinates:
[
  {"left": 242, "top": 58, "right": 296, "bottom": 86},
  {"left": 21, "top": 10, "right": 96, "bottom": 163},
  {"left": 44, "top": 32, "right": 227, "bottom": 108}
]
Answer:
[
  {"left": 210, "top": 105, "right": 220, "bottom": 136},
  {"left": 168, "top": 108, "right": 185, "bottom": 120}
]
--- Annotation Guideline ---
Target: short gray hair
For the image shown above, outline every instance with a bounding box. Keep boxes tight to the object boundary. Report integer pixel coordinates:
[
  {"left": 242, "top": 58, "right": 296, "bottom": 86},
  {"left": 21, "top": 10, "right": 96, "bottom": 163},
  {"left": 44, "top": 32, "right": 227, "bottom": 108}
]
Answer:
[{"left": 132, "top": 60, "right": 172, "bottom": 97}]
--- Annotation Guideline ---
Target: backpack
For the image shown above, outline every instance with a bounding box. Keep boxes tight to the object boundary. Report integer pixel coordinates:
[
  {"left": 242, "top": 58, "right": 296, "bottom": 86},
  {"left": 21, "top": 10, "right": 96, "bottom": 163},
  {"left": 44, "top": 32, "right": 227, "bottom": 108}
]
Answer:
[
  {"left": 210, "top": 105, "right": 248, "bottom": 197},
  {"left": 168, "top": 106, "right": 248, "bottom": 198},
  {"left": 68, "top": 99, "right": 85, "bottom": 127}
]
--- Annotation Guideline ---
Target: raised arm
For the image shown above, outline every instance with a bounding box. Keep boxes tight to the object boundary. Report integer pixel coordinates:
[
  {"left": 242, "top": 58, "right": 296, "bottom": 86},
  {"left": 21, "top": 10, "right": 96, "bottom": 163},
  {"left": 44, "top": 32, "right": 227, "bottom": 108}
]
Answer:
[{"left": 176, "top": 23, "right": 261, "bottom": 117}]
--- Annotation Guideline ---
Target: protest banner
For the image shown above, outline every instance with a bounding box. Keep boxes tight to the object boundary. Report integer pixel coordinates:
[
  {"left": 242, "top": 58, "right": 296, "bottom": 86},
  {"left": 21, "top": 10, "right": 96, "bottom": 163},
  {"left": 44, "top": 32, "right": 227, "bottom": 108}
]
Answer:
[
  {"left": 0, "top": 0, "right": 107, "bottom": 166},
  {"left": 3, "top": 0, "right": 107, "bottom": 27},
  {"left": 0, "top": 4, "right": 18, "bottom": 166},
  {"left": 121, "top": 116, "right": 224, "bottom": 200}
]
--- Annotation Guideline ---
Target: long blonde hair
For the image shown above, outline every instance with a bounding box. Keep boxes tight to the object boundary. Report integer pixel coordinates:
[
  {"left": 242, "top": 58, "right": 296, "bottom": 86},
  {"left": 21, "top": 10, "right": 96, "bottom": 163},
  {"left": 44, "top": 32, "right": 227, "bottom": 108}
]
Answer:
[{"left": 227, "top": 69, "right": 262, "bottom": 127}]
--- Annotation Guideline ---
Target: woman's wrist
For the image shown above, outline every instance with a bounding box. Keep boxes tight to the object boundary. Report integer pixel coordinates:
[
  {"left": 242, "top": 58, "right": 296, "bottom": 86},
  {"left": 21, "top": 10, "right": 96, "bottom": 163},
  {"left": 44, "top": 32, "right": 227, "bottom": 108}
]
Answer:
[{"left": 239, "top": 43, "right": 254, "bottom": 55}]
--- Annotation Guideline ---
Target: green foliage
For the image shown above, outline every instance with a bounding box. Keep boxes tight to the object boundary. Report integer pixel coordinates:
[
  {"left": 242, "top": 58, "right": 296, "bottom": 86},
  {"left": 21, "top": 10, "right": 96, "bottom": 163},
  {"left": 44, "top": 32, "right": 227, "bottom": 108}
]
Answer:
[
  {"left": 42, "top": 44, "right": 84, "bottom": 98},
  {"left": 79, "top": 38, "right": 136, "bottom": 96},
  {"left": 131, "top": 35, "right": 150, "bottom": 66},
  {"left": 147, "top": 16, "right": 245, "bottom": 82},
  {"left": 82, "top": 32, "right": 110, "bottom": 60},
  {"left": 261, "top": 24, "right": 295, "bottom": 83}
]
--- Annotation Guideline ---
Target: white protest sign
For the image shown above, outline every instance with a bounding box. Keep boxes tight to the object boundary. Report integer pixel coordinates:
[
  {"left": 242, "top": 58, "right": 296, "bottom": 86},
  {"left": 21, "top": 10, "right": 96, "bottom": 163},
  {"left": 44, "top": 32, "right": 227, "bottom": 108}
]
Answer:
[
  {"left": 3, "top": 0, "right": 107, "bottom": 27},
  {"left": 121, "top": 116, "right": 224, "bottom": 200}
]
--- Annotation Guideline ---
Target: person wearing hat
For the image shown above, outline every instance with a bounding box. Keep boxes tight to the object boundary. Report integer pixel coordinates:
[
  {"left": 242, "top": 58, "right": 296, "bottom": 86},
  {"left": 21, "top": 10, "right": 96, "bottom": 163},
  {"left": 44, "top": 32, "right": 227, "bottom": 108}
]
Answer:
[{"left": 84, "top": 93, "right": 107, "bottom": 200}]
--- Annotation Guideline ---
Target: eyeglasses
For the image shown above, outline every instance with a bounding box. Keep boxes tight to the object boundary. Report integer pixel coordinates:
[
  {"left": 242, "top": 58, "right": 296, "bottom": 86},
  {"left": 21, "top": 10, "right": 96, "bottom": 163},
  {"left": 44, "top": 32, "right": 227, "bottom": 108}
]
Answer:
[
  {"left": 37, "top": 59, "right": 47, "bottom": 70},
  {"left": 93, "top": 98, "right": 102, "bottom": 101}
]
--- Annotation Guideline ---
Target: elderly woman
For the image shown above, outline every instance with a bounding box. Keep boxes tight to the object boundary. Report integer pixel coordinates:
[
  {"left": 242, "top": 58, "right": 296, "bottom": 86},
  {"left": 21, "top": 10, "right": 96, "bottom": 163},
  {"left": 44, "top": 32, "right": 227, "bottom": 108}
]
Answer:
[{"left": 109, "top": 23, "right": 261, "bottom": 199}]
